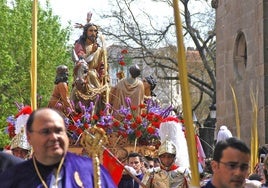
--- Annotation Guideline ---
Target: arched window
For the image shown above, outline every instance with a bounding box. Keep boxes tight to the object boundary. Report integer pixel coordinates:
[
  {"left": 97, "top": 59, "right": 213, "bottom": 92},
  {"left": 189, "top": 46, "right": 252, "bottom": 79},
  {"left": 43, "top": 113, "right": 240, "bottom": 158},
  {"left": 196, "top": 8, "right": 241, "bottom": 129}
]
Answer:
[{"left": 233, "top": 32, "right": 247, "bottom": 80}]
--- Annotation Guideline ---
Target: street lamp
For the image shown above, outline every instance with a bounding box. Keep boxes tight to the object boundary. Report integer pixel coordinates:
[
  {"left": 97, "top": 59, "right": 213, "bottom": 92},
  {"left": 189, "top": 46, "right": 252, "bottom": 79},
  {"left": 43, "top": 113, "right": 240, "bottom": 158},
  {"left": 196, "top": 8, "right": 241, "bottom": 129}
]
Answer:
[
  {"left": 199, "top": 104, "right": 217, "bottom": 158},
  {"left": 209, "top": 104, "right": 217, "bottom": 120}
]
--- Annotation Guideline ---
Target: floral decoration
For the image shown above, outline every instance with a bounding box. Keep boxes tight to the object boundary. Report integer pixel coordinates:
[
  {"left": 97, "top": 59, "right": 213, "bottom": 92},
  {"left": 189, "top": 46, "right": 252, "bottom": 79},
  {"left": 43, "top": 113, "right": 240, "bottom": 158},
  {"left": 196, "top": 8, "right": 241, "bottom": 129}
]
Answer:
[
  {"left": 117, "top": 48, "right": 132, "bottom": 68},
  {"left": 66, "top": 98, "right": 173, "bottom": 146},
  {"left": 118, "top": 50, "right": 127, "bottom": 67},
  {"left": 6, "top": 103, "right": 32, "bottom": 139}
]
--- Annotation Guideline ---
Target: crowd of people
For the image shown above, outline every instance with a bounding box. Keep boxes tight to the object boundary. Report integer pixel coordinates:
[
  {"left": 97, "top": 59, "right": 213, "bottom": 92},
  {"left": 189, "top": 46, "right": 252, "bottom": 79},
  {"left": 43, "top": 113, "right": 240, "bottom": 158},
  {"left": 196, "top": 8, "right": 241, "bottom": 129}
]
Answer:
[{"left": 2, "top": 107, "right": 268, "bottom": 188}]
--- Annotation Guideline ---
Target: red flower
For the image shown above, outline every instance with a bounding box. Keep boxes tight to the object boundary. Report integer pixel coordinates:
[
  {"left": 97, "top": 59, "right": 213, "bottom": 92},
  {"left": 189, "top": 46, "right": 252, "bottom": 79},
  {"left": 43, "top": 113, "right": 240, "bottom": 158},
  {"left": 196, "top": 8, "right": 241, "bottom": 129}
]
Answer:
[
  {"left": 152, "top": 121, "right": 161, "bottom": 129},
  {"left": 131, "top": 122, "right": 138, "bottom": 129},
  {"left": 147, "top": 126, "right": 155, "bottom": 134},
  {"left": 131, "top": 106, "right": 137, "bottom": 111},
  {"left": 8, "top": 124, "right": 15, "bottom": 132},
  {"left": 135, "top": 116, "right": 142, "bottom": 124},
  {"left": 141, "top": 112, "right": 147, "bottom": 118},
  {"left": 73, "top": 113, "right": 82, "bottom": 122},
  {"left": 146, "top": 113, "right": 154, "bottom": 121},
  {"left": 124, "top": 124, "right": 129, "bottom": 130},
  {"left": 113, "top": 121, "right": 120, "bottom": 127},
  {"left": 119, "top": 61, "right": 126, "bottom": 66},
  {"left": 119, "top": 131, "right": 128, "bottom": 138},
  {"left": 84, "top": 123, "right": 90, "bottom": 129},
  {"left": 126, "top": 114, "right": 132, "bottom": 120},
  {"left": 135, "top": 130, "right": 142, "bottom": 138},
  {"left": 75, "top": 128, "right": 83, "bottom": 135},
  {"left": 93, "top": 114, "right": 99, "bottom": 120},
  {"left": 15, "top": 106, "right": 32, "bottom": 118},
  {"left": 139, "top": 104, "right": 146, "bottom": 109},
  {"left": 68, "top": 125, "right": 77, "bottom": 131},
  {"left": 121, "top": 49, "right": 128, "bottom": 54},
  {"left": 99, "top": 110, "right": 105, "bottom": 116}
]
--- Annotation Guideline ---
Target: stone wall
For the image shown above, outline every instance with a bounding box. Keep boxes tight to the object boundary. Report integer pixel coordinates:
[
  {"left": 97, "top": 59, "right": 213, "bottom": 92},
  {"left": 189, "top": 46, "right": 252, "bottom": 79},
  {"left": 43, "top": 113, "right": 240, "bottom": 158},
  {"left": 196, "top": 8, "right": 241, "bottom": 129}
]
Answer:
[{"left": 215, "top": 0, "right": 267, "bottom": 145}]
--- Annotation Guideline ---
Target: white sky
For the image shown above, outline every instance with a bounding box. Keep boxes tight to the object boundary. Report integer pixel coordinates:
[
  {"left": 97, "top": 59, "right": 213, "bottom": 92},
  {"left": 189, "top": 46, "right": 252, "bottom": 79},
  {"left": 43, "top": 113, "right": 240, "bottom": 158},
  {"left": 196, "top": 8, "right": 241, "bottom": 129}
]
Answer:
[
  {"left": 43, "top": 0, "right": 172, "bottom": 24},
  {"left": 38, "top": 0, "right": 208, "bottom": 46},
  {"left": 40, "top": 0, "right": 173, "bottom": 43}
]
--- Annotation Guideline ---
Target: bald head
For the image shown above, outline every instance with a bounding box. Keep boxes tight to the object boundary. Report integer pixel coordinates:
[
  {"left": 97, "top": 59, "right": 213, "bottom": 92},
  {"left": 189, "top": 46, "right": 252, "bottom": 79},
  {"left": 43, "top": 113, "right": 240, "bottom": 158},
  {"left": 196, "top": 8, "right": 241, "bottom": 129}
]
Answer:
[
  {"left": 26, "top": 108, "right": 65, "bottom": 132},
  {"left": 26, "top": 108, "right": 69, "bottom": 165}
]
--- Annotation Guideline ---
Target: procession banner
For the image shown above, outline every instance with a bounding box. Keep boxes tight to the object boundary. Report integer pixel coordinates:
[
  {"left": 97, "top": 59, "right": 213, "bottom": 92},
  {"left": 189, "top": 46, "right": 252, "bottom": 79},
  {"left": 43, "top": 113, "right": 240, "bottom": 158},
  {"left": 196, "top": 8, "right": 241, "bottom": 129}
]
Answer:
[{"left": 103, "top": 149, "right": 124, "bottom": 185}]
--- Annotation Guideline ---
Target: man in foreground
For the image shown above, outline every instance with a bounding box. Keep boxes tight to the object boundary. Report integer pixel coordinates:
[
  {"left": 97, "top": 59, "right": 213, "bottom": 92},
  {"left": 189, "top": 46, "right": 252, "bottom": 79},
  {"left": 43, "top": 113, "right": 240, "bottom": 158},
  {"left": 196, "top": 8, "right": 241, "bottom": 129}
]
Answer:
[
  {"left": 0, "top": 108, "right": 116, "bottom": 188},
  {"left": 201, "top": 137, "right": 250, "bottom": 188}
]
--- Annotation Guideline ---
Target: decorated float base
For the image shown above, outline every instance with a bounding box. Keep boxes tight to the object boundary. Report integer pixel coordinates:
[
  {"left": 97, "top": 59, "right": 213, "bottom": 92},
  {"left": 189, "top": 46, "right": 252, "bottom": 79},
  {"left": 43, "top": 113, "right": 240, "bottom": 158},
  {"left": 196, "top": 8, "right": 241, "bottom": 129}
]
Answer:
[{"left": 68, "top": 132, "right": 159, "bottom": 161}]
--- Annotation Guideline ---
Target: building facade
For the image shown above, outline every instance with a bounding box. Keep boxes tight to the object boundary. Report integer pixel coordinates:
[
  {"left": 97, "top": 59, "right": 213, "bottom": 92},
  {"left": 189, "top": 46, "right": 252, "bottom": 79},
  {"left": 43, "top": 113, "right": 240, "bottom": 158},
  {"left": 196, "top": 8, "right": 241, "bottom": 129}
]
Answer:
[{"left": 215, "top": 0, "right": 268, "bottom": 144}]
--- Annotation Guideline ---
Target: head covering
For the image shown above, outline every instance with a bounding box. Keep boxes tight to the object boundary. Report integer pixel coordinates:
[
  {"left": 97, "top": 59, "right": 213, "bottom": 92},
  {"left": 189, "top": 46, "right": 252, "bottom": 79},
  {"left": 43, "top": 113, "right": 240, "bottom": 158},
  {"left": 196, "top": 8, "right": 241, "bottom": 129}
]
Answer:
[
  {"left": 159, "top": 116, "right": 189, "bottom": 168},
  {"left": 129, "top": 64, "right": 141, "bottom": 78},
  {"left": 10, "top": 128, "right": 30, "bottom": 151},
  {"left": 216, "top": 125, "right": 232, "bottom": 143},
  {"left": 10, "top": 106, "right": 32, "bottom": 151},
  {"left": 158, "top": 139, "right": 176, "bottom": 156},
  {"left": 145, "top": 76, "right": 157, "bottom": 91},
  {"left": 15, "top": 106, "right": 32, "bottom": 135}
]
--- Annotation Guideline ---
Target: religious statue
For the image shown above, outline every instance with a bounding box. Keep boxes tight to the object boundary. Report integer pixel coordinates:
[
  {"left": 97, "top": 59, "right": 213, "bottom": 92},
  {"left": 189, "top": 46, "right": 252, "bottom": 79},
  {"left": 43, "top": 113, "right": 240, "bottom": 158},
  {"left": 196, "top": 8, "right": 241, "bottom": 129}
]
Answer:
[
  {"left": 110, "top": 64, "right": 144, "bottom": 116},
  {"left": 48, "top": 65, "right": 75, "bottom": 117},
  {"left": 70, "top": 22, "right": 109, "bottom": 114}
]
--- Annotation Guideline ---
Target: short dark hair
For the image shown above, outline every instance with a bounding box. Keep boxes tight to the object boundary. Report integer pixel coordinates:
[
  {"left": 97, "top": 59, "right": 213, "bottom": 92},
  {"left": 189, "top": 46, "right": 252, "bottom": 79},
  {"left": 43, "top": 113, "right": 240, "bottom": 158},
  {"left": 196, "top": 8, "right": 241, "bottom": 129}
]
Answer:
[
  {"left": 128, "top": 152, "right": 143, "bottom": 162},
  {"left": 26, "top": 110, "right": 37, "bottom": 132},
  {"left": 213, "top": 137, "right": 250, "bottom": 162},
  {"left": 145, "top": 155, "right": 153, "bottom": 161}
]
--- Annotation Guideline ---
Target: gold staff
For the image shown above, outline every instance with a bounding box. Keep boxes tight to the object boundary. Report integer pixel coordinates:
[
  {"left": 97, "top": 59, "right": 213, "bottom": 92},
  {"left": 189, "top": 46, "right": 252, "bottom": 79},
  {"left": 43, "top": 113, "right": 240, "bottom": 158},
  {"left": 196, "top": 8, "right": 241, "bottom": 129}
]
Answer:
[
  {"left": 31, "top": 0, "right": 38, "bottom": 110},
  {"left": 80, "top": 126, "right": 146, "bottom": 188},
  {"left": 80, "top": 126, "right": 107, "bottom": 188},
  {"left": 172, "top": 0, "right": 200, "bottom": 187}
]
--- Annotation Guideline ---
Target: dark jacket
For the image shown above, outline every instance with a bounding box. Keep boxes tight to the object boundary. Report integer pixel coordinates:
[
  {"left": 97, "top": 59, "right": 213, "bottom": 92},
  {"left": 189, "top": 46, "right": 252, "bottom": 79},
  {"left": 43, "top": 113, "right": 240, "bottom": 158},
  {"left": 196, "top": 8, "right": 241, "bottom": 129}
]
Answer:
[{"left": 0, "top": 151, "right": 23, "bottom": 174}]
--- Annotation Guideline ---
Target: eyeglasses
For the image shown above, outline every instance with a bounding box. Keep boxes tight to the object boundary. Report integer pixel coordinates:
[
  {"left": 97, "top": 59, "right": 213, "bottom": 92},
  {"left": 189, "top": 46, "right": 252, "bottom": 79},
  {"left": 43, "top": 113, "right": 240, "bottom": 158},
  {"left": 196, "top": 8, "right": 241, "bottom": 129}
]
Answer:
[
  {"left": 88, "top": 29, "right": 98, "bottom": 32},
  {"left": 219, "top": 161, "right": 249, "bottom": 171},
  {"left": 30, "top": 127, "right": 65, "bottom": 136}
]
